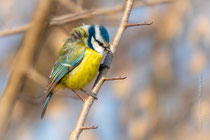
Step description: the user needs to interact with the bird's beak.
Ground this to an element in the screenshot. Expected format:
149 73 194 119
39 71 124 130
104 43 111 51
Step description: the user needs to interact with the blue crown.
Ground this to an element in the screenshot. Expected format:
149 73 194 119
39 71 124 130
99 25 109 43
87 25 109 50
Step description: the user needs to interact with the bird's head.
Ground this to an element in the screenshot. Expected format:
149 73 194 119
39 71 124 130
81 25 110 54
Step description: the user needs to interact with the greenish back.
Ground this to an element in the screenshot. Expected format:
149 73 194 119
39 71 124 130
45 27 88 93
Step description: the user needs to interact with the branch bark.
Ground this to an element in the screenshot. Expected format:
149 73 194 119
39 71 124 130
0 0 169 37
0 24 30 37
69 0 135 139
50 0 169 26
0 0 52 139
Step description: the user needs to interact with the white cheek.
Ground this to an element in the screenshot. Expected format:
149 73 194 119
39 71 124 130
91 37 104 54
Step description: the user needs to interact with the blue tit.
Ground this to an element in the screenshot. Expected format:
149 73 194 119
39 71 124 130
41 25 110 118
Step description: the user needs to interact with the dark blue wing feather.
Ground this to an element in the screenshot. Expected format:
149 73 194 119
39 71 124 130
41 91 53 119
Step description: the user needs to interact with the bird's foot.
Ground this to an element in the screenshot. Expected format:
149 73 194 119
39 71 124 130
80 89 98 100
99 64 109 71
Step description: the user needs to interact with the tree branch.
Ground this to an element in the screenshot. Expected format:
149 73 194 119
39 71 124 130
0 0 169 37
50 0 169 26
0 24 30 37
126 21 153 27
81 125 98 130
104 76 127 81
69 0 135 139
0 0 53 139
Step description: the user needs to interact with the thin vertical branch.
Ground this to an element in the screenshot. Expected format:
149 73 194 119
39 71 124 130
0 0 53 139
198 73 203 131
69 0 135 139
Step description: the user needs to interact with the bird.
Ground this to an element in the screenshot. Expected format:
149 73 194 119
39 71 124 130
41 25 110 119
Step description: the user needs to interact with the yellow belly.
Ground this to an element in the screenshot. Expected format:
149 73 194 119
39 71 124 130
60 48 103 90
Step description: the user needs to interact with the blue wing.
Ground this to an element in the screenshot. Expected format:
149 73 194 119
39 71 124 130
42 27 88 118
45 39 86 93
41 91 53 119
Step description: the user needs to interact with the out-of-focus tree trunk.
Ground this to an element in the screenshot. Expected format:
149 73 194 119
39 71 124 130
0 0 53 139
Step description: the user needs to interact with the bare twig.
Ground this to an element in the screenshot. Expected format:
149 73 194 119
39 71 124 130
0 0 53 139
81 125 98 130
69 0 135 139
126 21 153 27
0 24 30 37
50 0 169 26
0 0 169 37
104 76 127 81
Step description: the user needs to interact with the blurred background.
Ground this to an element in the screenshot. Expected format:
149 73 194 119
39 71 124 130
0 0 210 140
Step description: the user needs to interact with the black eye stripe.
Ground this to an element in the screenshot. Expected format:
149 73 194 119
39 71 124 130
95 39 104 47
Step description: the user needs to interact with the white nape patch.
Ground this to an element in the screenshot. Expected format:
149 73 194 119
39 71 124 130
91 36 105 55
94 25 106 44
95 25 101 41
81 25 90 32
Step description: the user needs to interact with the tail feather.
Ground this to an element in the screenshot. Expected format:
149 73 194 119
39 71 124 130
41 91 53 119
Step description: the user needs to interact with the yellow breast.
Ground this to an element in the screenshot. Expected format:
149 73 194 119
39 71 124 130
61 48 103 90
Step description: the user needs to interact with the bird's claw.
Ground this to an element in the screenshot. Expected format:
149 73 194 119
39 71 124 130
99 64 110 71
80 89 98 100
89 92 98 100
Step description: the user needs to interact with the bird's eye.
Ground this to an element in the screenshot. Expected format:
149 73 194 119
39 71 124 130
96 40 104 47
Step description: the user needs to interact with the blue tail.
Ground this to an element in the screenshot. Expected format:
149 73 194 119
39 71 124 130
41 91 53 119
